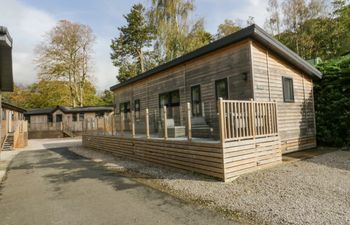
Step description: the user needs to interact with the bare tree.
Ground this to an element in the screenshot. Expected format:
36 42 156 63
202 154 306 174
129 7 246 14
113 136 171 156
265 0 282 35
35 20 95 107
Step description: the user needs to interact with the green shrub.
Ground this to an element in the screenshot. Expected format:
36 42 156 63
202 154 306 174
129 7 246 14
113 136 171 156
315 57 350 146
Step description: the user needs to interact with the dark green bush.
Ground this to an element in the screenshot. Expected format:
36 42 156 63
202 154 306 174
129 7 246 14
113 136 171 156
315 57 350 146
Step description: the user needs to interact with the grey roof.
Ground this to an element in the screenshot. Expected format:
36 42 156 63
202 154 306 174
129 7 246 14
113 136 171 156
2 101 26 113
24 107 53 115
58 106 114 113
24 105 114 116
110 24 322 91
0 26 14 92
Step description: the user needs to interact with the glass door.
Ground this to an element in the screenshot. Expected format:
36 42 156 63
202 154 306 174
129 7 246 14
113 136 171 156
191 85 202 117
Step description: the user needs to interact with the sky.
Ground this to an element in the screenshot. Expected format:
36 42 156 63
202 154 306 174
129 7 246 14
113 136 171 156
0 0 268 92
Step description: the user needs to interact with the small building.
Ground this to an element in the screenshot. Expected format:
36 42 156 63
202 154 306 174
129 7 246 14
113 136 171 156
82 24 322 181
1 102 28 150
25 105 114 138
0 27 27 150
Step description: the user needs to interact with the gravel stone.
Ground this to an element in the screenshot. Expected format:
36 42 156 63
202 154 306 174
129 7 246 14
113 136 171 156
69 146 350 225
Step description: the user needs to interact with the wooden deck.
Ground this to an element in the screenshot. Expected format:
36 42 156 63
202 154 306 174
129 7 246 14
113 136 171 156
82 99 283 182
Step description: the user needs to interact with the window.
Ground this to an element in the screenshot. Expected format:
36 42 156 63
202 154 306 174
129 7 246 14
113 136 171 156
134 99 140 120
191 85 202 117
95 112 104 117
215 78 228 100
56 114 63 122
79 113 84 121
120 101 131 113
25 115 30 123
159 90 180 118
72 113 77 122
282 77 294 102
159 90 180 108
48 114 53 123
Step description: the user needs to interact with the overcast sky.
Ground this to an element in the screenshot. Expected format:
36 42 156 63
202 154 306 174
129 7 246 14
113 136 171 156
0 0 268 92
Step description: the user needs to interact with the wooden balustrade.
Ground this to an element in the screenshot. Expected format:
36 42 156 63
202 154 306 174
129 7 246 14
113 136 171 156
219 98 278 142
82 99 278 143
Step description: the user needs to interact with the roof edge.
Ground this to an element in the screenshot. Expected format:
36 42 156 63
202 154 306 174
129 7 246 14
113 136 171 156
110 24 322 91
0 26 13 47
251 26 322 79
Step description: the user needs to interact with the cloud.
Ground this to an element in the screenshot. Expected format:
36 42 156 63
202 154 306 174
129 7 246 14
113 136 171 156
197 0 269 33
0 0 270 92
92 36 118 91
0 0 56 85
0 0 119 91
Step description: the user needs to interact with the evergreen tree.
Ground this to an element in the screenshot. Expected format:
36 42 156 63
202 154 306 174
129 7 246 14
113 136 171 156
111 4 154 82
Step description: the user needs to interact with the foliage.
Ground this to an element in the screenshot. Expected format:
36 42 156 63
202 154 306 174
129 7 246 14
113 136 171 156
314 56 350 146
98 90 114 106
266 0 350 60
216 19 241 39
36 20 96 107
111 4 155 82
148 0 211 62
4 80 100 109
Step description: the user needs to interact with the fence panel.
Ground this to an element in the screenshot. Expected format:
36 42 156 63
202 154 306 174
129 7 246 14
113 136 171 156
221 99 278 142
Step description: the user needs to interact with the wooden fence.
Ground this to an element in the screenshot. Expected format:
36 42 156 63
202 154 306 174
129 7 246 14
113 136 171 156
13 120 28 148
218 98 278 143
83 99 278 144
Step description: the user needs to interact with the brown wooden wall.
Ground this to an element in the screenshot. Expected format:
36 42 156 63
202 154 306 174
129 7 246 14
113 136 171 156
250 41 316 153
223 136 281 181
82 134 283 181
113 40 254 134
83 134 225 179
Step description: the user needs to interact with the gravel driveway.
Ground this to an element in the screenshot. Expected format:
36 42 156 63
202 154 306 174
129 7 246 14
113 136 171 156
70 145 350 225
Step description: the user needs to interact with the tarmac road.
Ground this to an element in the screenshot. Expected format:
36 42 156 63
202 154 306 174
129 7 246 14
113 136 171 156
0 146 241 225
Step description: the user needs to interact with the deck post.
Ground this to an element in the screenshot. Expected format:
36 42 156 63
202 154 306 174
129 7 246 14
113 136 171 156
103 117 106 136
273 100 278 134
131 110 135 138
218 98 225 145
251 99 256 139
120 113 124 137
111 115 114 136
187 102 192 141
201 102 205 117
145 108 150 139
163 106 167 140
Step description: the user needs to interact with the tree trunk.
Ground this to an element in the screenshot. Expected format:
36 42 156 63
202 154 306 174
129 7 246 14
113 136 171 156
139 49 145 72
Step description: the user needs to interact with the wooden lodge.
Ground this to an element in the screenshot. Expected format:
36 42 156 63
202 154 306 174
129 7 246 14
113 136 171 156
82 24 322 182
25 105 113 138
1 102 28 150
0 26 28 151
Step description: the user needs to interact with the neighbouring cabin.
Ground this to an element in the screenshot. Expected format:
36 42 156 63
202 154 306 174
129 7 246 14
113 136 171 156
0 27 28 151
1 102 28 150
24 105 114 139
82 24 322 181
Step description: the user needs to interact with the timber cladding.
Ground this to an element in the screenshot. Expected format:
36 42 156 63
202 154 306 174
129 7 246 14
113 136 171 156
251 41 316 153
82 134 282 181
113 39 253 133
223 136 281 181
82 134 225 179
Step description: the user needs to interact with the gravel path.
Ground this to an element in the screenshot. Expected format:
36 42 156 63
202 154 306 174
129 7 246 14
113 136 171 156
70 146 350 225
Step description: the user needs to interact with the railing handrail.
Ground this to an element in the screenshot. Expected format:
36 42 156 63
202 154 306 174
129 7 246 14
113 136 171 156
218 98 278 143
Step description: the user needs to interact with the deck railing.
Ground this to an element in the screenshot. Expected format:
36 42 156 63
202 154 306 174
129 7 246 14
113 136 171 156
28 121 84 132
218 98 278 143
83 99 278 144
